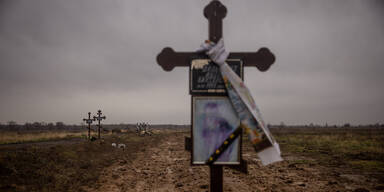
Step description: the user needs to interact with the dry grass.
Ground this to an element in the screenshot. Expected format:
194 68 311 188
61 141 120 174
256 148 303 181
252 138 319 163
277 132 383 154
274 128 384 172
0 131 88 144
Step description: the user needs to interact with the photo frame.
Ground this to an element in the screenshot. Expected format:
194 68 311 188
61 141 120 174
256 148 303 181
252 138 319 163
192 96 241 165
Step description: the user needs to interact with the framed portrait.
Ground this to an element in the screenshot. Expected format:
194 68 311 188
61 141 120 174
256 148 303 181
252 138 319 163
192 96 241 165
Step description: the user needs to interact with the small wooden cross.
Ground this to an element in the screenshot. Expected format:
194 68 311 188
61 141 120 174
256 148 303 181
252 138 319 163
83 112 93 140
93 110 106 139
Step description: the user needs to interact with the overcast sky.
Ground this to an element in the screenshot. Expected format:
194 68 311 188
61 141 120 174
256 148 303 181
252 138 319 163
0 0 383 125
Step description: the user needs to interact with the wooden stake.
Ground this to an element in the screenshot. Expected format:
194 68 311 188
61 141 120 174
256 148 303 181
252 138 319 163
210 165 223 192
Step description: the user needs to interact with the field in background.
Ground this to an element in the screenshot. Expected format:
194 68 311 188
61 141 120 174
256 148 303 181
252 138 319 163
0 124 189 145
273 128 384 174
0 131 88 145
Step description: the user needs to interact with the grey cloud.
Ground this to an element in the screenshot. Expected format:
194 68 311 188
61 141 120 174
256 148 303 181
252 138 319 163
0 0 383 125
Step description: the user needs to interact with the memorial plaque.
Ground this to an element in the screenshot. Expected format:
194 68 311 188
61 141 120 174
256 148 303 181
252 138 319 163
190 59 243 96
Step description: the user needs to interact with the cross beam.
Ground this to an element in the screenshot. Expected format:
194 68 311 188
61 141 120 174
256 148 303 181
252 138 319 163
156 0 275 72
93 110 106 139
83 112 93 140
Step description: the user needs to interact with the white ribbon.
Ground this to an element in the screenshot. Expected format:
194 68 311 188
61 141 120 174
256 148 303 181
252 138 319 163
197 39 282 165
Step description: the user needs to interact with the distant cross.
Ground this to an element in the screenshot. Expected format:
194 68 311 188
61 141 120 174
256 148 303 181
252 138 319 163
93 110 106 139
156 1 276 192
83 112 93 140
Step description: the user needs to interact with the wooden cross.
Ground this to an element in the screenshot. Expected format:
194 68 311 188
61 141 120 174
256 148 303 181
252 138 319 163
157 1 275 71
156 1 275 192
93 110 106 139
83 112 93 140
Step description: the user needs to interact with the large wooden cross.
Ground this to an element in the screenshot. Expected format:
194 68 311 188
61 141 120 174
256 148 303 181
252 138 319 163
156 1 275 192
93 110 106 139
83 112 93 140
157 1 275 72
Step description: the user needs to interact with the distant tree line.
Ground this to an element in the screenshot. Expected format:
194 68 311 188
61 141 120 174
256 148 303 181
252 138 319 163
0 121 83 132
271 122 384 129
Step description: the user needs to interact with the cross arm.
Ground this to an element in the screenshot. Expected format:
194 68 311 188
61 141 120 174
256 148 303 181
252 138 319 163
156 47 199 71
93 116 106 120
229 48 275 71
156 47 275 72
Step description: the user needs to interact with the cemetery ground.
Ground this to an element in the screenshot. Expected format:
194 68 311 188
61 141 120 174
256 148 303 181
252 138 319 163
0 127 383 192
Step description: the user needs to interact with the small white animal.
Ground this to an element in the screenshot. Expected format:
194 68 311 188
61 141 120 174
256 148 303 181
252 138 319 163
112 143 117 147
118 143 126 149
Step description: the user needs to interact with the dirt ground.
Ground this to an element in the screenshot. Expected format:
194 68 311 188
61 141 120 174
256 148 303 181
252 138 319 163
82 131 384 192
0 132 162 192
0 128 382 192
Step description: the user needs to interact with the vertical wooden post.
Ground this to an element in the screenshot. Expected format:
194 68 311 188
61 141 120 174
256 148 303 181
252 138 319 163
206 2 225 191
185 136 192 151
98 122 100 139
210 165 223 192
88 122 91 139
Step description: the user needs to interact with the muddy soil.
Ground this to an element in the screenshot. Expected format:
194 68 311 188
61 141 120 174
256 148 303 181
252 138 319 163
0 132 162 192
83 132 383 192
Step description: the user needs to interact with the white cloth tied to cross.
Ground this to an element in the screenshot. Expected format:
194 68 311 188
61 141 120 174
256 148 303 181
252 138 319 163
197 39 282 165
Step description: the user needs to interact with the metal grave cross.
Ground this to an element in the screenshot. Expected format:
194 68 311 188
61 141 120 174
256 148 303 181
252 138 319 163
93 110 106 139
156 1 275 192
83 112 94 140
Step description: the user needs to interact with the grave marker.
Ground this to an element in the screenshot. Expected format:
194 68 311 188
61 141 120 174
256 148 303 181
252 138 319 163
83 112 94 140
93 110 106 139
156 1 275 191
